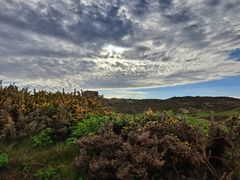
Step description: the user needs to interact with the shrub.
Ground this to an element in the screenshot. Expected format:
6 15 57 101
0 83 110 140
67 115 112 144
32 128 54 147
36 167 57 180
74 113 240 179
225 115 240 129
0 153 9 168
74 115 210 179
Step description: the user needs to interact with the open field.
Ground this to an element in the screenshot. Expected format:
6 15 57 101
1 84 240 179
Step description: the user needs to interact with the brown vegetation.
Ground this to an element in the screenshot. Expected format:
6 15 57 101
74 113 240 179
0 82 109 141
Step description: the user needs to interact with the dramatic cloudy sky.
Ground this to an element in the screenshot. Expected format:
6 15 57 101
0 0 240 98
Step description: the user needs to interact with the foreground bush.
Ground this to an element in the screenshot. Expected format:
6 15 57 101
0 82 110 141
74 114 203 179
74 113 240 179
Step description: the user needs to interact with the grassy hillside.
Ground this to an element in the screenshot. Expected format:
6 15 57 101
105 96 240 113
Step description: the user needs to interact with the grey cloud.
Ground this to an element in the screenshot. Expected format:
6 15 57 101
164 8 192 24
0 0 240 90
207 0 221 6
69 5 132 43
0 3 66 38
0 0 132 48
158 0 173 9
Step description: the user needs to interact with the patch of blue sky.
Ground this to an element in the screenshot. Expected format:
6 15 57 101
229 48 240 61
100 76 240 99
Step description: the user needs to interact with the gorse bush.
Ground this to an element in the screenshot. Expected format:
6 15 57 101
0 153 9 168
0 82 110 140
32 128 54 148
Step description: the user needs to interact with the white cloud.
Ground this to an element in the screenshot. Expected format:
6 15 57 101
0 0 240 91
102 90 147 99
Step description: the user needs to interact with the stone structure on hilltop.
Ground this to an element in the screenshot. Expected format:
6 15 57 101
82 91 99 97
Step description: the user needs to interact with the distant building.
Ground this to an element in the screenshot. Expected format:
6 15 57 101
82 91 99 97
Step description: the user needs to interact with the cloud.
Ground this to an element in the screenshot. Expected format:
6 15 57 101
0 0 240 91
101 89 147 99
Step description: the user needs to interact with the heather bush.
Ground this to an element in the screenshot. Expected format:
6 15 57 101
74 114 208 179
202 120 240 179
74 112 240 179
223 115 240 178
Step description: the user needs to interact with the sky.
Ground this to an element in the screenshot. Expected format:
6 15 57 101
100 75 240 99
0 0 240 99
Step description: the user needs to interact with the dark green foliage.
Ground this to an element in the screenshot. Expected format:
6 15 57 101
0 153 9 168
67 115 112 144
36 167 57 180
32 128 54 148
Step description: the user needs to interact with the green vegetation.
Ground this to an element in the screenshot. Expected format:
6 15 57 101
187 107 240 121
32 128 54 148
0 153 9 168
67 115 112 144
0 139 79 179
0 83 240 179
186 116 210 135
36 167 57 180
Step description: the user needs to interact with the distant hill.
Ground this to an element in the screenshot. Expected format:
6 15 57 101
104 96 240 113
